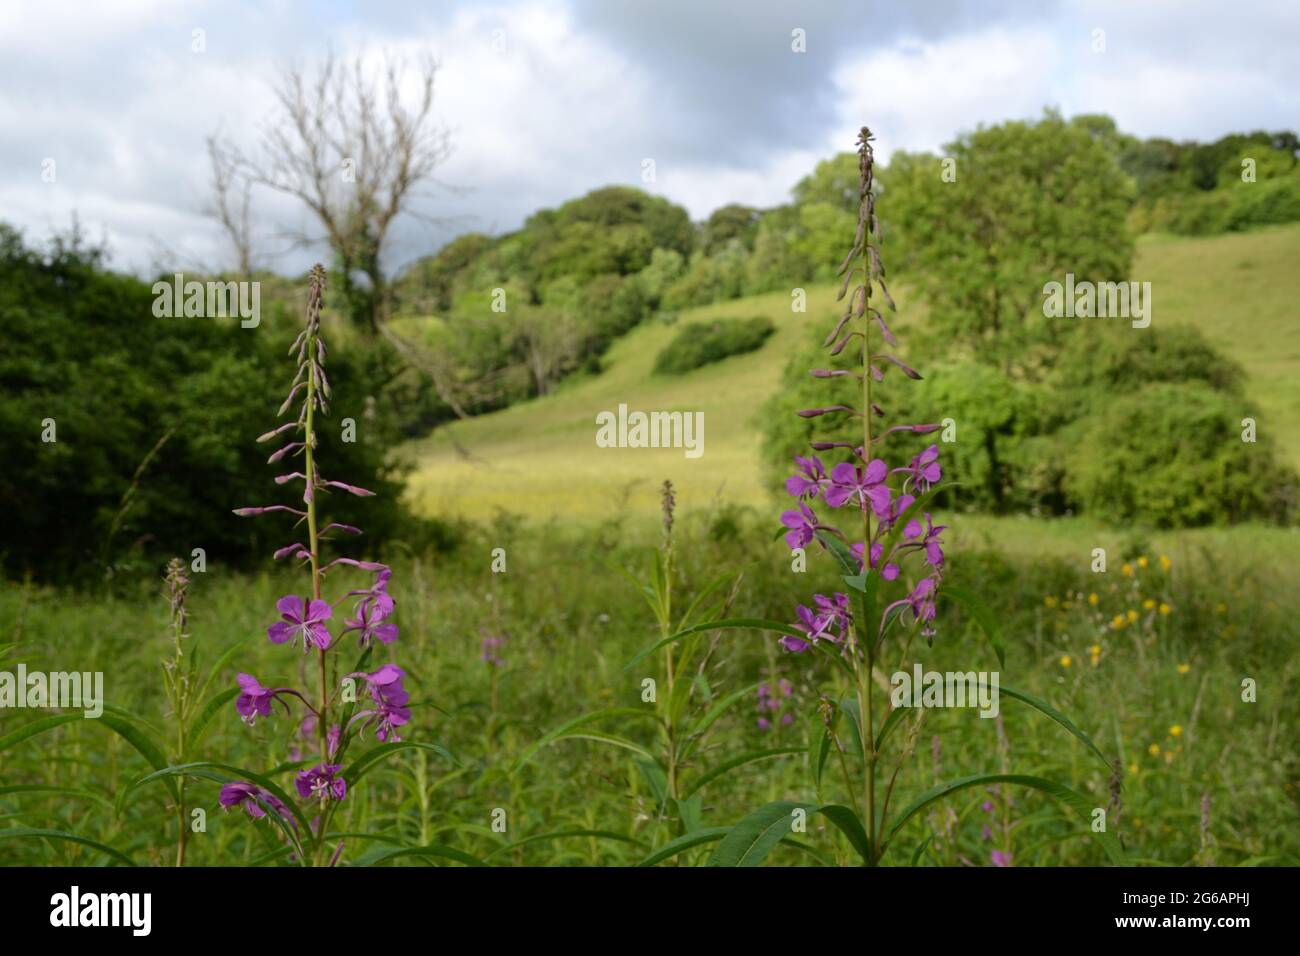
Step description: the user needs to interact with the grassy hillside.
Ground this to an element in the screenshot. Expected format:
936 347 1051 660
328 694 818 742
400 223 1300 533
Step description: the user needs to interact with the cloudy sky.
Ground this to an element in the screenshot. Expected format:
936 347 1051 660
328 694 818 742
3 0 1297 276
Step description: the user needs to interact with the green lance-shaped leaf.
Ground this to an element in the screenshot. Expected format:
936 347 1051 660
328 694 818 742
678 681 760 761
0 706 179 803
881 772 1125 865
0 827 137 867
637 827 730 866
511 708 661 774
343 741 456 788
996 683 1111 771
708 800 872 866
680 747 805 799
873 702 910 752
191 640 245 705
357 843 488 867
186 686 240 753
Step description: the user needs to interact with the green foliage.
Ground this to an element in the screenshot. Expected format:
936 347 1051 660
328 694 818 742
883 110 1136 370
1064 382 1295 527
0 225 429 584
759 318 1296 526
653 316 775 375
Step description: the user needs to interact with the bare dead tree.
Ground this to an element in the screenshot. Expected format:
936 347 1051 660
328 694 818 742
205 134 255 277
219 51 451 333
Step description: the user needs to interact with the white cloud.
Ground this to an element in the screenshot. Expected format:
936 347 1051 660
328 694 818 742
0 0 1296 276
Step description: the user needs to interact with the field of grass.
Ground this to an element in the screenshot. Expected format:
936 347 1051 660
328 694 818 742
3 513 1297 867
402 223 1300 519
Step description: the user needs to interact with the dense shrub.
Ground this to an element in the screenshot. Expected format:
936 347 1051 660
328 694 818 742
653 316 774 375
1063 382 1295 526
0 225 431 584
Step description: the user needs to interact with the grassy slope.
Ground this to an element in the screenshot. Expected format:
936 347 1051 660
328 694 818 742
401 223 1300 552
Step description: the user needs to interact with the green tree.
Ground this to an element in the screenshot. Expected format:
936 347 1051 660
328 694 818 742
884 110 1135 373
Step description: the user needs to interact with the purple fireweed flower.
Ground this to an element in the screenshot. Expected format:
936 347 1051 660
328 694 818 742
235 673 286 725
813 592 851 639
219 781 294 824
917 513 947 568
852 541 900 581
780 605 818 653
348 664 412 743
785 455 828 500
342 597 398 647
481 634 506 666
780 503 822 550
904 576 940 636
881 493 916 532
267 595 333 652
295 763 346 803
991 850 1012 867
782 593 851 653
756 679 797 728
824 459 892 516
895 444 941 493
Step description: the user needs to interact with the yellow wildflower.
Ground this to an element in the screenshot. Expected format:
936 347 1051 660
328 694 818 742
1044 595 1058 608
1158 602 1171 616
1159 555 1171 571
1121 563 1134 577
1169 725 1183 737
1088 593 1099 606
1143 598 1156 611
1111 614 1126 629
1126 609 1138 623
1128 762 1139 776
1147 743 1160 756
1059 655 1072 668
1176 663 1190 675
1138 556 1149 569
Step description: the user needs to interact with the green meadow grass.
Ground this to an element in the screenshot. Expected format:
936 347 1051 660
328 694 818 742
2 514 1296 866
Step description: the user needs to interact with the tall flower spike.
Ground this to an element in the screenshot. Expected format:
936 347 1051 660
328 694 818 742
224 264 415 866
780 124 947 657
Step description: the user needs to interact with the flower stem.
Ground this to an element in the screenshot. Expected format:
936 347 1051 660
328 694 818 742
303 310 328 864
860 138 878 863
